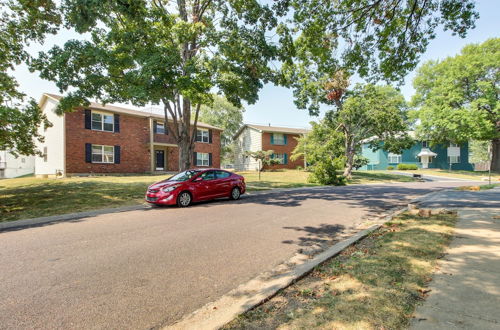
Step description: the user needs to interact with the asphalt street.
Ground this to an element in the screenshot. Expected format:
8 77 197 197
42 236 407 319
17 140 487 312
0 180 483 329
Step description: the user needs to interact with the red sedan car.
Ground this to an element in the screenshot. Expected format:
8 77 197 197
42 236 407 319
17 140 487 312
145 169 246 207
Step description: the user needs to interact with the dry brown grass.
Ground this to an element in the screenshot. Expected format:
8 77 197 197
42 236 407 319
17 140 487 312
224 212 457 330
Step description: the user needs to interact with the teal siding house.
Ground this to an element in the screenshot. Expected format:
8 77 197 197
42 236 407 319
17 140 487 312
359 141 473 171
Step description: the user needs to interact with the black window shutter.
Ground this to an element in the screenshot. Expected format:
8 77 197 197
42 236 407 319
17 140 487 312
85 143 92 163
164 122 168 135
209 153 213 166
153 120 157 134
114 114 120 133
208 129 213 143
114 145 121 164
84 109 91 129
193 152 197 166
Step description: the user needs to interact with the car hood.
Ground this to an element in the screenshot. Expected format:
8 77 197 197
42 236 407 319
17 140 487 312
148 180 183 190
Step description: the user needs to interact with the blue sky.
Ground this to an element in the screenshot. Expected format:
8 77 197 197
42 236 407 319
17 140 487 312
11 0 500 128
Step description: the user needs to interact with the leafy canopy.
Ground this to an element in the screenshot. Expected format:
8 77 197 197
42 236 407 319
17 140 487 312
412 38 499 144
274 0 478 115
293 84 412 181
0 0 60 155
32 0 279 113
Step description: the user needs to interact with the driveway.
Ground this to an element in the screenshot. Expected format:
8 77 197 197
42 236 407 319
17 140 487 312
0 181 480 329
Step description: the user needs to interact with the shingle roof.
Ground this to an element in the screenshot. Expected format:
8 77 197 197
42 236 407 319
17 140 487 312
245 124 310 135
42 93 223 131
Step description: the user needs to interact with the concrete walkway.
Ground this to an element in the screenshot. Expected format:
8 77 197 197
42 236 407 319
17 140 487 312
411 189 500 329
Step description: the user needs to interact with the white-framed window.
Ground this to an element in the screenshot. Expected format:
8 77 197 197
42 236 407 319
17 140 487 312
196 152 209 166
155 121 166 134
448 155 460 164
273 153 285 164
196 129 209 143
388 153 402 163
92 145 114 163
272 133 286 145
43 146 48 162
91 111 114 132
422 141 429 148
449 143 459 148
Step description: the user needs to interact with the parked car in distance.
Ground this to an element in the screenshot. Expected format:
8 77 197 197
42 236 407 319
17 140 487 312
145 169 246 207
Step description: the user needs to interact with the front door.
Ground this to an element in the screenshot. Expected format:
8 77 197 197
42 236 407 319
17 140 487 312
155 150 165 171
421 155 429 169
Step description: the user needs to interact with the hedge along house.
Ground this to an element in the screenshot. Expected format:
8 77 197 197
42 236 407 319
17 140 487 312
35 93 222 177
359 139 473 171
233 124 310 171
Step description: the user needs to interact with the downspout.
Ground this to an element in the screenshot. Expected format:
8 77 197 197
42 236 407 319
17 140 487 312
149 117 154 173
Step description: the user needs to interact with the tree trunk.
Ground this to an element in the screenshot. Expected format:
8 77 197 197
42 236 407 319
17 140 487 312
178 137 194 171
491 138 500 173
343 149 355 178
342 136 355 178
177 98 194 171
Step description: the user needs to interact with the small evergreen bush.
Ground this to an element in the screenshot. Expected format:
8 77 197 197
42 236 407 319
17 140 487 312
397 163 418 170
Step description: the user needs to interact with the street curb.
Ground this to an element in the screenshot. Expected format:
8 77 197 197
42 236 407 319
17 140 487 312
166 225 382 330
166 206 410 330
0 204 151 231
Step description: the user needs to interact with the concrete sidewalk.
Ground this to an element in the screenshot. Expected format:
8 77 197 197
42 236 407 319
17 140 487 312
411 189 500 329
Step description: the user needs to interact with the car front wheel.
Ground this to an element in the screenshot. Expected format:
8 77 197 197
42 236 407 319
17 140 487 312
177 191 192 207
230 187 241 200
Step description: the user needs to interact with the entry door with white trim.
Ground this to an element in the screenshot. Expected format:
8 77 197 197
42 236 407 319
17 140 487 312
155 150 165 170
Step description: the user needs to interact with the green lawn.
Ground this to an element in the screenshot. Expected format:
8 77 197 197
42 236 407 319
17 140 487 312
0 170 416 223
239 170 416 190
224 212 457 330
0 175 166 222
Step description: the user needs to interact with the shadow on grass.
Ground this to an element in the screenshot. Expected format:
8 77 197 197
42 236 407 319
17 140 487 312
224 213 458 330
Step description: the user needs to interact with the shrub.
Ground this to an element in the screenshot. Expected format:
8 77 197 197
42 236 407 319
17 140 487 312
387 166 395 170
296 166 303 171
397 163 418 170
308 161 346 186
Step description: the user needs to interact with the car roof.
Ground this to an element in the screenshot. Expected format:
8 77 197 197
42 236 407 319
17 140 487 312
192 168 231 172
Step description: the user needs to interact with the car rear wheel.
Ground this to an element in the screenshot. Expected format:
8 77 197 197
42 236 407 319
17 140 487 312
177 191 192 207
230 187 241 200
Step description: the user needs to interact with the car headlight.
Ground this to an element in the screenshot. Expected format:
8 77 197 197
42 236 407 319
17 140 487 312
162 185 179 193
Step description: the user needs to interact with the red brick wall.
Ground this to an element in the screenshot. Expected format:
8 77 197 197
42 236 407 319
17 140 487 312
261 132 304 169
65 109 222 174
193 128 221 169
65 109 150 174
153 121 179 145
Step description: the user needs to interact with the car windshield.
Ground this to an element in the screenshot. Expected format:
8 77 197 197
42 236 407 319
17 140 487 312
167 170 201 182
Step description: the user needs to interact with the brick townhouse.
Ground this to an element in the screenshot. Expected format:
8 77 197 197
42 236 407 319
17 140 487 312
35 93 222 177
233 124 310 171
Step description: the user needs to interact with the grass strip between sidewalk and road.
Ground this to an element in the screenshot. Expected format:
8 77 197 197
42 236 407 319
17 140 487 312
224 212 457 330
0 170 416 223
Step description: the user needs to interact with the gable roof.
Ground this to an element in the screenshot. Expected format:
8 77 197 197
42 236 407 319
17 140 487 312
234 124 310 139
40 93 223 131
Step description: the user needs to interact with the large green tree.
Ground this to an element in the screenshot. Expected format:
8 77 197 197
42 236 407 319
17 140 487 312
0 0 60 155
27 0 477 170
33 0 278 170
275 0 479 115
198 95 244 164
293 84 412 180
412 38 500 171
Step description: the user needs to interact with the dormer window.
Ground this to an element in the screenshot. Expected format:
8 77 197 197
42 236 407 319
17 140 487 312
91 111 114 132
